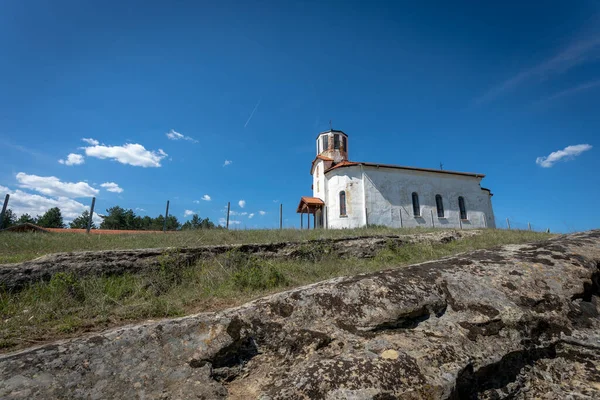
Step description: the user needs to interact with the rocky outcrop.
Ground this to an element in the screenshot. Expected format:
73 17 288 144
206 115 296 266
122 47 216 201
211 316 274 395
1 230 599 399
0 230 478 291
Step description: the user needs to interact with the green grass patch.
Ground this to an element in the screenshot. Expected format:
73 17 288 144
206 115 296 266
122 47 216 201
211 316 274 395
0 229 551 352
0 227 444 264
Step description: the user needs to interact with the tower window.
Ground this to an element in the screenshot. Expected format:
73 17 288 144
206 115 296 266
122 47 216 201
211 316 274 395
334 134 340 150
412 192 420 216
339 191 347 216
435 195 444 218
458 196 467 220
322 135 329 151
341 136 347 152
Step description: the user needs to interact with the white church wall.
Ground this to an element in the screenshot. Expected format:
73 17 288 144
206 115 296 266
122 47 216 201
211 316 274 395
362 166 494 229
312 161 327 201
324 168 364 229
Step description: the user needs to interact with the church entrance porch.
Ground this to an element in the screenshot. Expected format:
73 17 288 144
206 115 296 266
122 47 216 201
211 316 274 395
296 196 325 229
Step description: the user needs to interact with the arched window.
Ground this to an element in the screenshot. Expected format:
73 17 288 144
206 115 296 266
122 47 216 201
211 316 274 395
435 194 444 218
341 136 347 152
322 135 329 151
339 191 347 216
412 192 420 217
334 134 340 149
458 196 467 220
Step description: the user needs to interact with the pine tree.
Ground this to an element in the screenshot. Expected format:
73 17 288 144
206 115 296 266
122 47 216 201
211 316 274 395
37 207 65 228
70 210 95 229
16 213 37 225
0 208 16 229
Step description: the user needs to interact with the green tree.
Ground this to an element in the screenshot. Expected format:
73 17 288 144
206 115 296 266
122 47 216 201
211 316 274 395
153 214 181 231
0 208 16 229
37 207 65 228
69 210 95 229
99 206 127 230
181 214 216 230
16 213 37 225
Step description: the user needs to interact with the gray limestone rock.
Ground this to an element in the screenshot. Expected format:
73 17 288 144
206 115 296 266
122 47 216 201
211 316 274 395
1 230 599 399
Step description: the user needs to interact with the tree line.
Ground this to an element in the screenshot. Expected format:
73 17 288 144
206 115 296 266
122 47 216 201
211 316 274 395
0 206 218 231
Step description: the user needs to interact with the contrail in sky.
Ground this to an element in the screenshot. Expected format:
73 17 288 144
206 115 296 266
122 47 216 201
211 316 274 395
244 98 261 128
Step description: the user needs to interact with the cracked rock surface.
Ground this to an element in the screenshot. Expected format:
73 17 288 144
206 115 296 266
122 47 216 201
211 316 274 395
1 230 599 399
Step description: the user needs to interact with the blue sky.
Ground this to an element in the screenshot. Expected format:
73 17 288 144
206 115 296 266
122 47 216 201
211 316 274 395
1 0 598 232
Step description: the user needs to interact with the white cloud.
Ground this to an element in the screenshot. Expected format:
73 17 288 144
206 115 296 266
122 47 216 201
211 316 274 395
83 141 168 167
193 200 200 204
82 138 99 146
273 199 279 203
165 129 198 143
259 210 266 216
248 213 255 219
218 217 241 226
202 194 211 201
238 200 246 208
58 153 85 166
536 144 592 168
0 185 101 225
475 35 600 105
16 172 98 198
240 212 248 216
223 160 232 167
100 182 124 193
135 207 146 212
184 209 195 217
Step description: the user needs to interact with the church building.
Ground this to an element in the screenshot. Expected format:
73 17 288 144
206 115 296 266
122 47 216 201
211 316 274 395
297 129 496 229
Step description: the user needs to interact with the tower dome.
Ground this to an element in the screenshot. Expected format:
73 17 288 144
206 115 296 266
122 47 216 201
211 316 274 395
316 129 348 163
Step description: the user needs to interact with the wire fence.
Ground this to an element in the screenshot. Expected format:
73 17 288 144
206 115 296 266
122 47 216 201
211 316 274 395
495 216 552 233
1 191 557 233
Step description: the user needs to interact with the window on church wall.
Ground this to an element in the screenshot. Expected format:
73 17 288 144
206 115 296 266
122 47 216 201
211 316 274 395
341 136 347 152
334 134 340 150
435 195 444 218
339 191 347 216
458 197 467 220
322 135 329 152
412 192 420 217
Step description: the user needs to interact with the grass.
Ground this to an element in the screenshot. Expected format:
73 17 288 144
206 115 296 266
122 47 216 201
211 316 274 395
0 227 444 264
0 228 551 352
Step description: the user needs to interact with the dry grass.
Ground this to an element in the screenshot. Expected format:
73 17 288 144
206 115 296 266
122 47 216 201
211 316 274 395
0 228 551 353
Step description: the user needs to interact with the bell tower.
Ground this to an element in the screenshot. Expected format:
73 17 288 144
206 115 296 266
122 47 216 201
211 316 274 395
316 129 348 163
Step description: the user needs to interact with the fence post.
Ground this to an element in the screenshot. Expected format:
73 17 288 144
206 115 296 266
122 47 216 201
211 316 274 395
365 208 369 228
399 208 403 228
300 212 303 229
163 200 170 232
506 218 511 230
226 202 230 230
431 209 435 228
87 197 96 233
459 212 463 230
279 204 282 230
325 206 328 229
528 222 531 231
0 194 9 229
